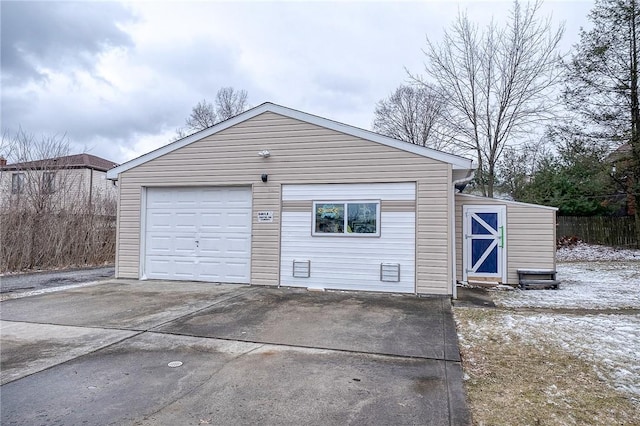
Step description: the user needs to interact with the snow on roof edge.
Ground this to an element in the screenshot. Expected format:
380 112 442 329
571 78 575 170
456 193 559 211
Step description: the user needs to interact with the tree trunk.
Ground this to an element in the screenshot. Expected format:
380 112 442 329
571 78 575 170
635 209 640 248
631 0 639 247
487 161 495 198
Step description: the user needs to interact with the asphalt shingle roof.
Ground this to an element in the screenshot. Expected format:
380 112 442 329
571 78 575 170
0 153 118 172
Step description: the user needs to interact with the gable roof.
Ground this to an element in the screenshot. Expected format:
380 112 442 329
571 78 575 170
1 153 118 172
107 102 474 180
608 143 631 163
456 193 559 211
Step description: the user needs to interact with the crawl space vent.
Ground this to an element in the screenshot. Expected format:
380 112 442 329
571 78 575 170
293 260 311 278
380 263 400 282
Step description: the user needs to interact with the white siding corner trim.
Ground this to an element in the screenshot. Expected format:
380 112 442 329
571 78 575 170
280 183 416 293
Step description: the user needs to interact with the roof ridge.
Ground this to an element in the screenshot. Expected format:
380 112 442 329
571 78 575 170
107 102 474 179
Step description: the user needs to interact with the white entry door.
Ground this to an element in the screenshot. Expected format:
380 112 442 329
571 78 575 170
463 205 507 283
144 187 252 283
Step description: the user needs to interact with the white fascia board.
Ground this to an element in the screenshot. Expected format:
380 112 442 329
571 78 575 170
106 102 474 180
106 104 274 179
456 193 559 211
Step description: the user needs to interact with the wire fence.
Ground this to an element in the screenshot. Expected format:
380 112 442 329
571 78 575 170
557 216 638 248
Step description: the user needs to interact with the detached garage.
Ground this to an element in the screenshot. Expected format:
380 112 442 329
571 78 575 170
107 102 557 296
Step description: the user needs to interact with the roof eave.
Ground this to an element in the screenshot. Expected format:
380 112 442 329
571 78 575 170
106 102 475 179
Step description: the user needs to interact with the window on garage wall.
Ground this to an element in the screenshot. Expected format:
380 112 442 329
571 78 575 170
313 201 380 236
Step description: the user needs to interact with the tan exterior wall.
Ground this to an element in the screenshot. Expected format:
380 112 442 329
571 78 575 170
0 167 116 211
116 111 453 294
455 194 557 285
88 169 118 204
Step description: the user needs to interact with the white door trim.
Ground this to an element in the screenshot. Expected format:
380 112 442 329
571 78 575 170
462 204 507 283
139 186 148 280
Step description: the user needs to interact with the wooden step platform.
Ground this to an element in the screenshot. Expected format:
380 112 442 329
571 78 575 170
518 269 561 290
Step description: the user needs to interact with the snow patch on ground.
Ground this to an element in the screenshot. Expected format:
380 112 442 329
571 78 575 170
501 313 640 403
0 280 103 301
557 242 640 262
484 245 640 405
494 261 640 309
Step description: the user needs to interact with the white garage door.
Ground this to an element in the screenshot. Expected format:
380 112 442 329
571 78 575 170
144 187 252 283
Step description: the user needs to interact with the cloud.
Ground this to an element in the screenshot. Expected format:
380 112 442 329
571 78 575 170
0 1 591 165
0 1 134 85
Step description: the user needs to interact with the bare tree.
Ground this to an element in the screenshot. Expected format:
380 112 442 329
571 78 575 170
0 129 117 272
215 87 249 121
1 129 72 213
372 84 454 152
413 0 564 197
1 129 17 162
175 87 249 139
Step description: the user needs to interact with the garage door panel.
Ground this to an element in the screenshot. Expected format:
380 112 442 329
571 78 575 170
144 187 252 284
225 237 251 255
146 233 197 256
147 236 172 254
147 212 173 229
226 212 252 228
173 259 197 278
198 259 249 282
223 189 253 205
198 236 249 256
200 199 224 208
222 261 251 281
174 236 196 254
174 189 199 205
175 212 198 229
199 212 223 231
198 237 223 256
147 192 174 208
198 260 223 280
144 257 172 278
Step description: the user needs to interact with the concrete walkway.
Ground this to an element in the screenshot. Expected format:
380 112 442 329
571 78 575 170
0 280 470 425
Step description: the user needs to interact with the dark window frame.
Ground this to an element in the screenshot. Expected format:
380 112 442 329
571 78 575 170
11 173 25 194
312 200 381 237
42 171 56 194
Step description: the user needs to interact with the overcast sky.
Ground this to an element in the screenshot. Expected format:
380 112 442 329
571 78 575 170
1 0 593 164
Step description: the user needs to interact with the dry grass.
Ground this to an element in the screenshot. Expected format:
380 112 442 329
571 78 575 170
454 307 640 426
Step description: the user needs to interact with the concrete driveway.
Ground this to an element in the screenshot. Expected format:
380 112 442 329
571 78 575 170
0 280 469 425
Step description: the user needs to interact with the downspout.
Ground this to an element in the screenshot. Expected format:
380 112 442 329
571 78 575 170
451 169 475 299
106 171 119 278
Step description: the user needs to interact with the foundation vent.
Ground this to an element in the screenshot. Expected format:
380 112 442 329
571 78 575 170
380 263 400 282
293 260 311 278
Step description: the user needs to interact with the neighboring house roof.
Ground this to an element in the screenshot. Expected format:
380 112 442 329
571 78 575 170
1 153 118 172
608 143 632 163
107 102 475 180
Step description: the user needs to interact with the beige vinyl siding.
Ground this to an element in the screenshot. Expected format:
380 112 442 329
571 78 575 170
455 194 557 285
116 112 453 293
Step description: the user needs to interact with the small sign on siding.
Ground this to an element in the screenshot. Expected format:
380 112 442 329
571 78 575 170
257 211 274 223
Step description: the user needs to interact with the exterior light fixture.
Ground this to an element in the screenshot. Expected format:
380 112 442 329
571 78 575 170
261 174 268 183
258 150 270 158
